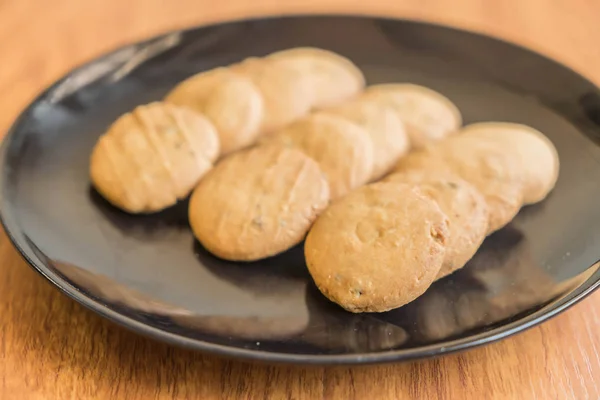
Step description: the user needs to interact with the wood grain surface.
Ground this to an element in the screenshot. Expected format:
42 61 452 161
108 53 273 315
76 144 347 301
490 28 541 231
1 1 599 399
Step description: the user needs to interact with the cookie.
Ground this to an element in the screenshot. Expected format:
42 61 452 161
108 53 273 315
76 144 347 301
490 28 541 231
324 97 409 180
164 67 227 104
164 68 264 155
459 122 559 204
394 137 525 234
231 57 314 135
90 102 219 213
305 182 449 313
363 83 462 149
385 170 489 279
267 113 374 200
188 144 330 261
267 47 365 108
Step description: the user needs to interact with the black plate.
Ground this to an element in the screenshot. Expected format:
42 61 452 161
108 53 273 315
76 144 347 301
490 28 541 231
2 15 600 365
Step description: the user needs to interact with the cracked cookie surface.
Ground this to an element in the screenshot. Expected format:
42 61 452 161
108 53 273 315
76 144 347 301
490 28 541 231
90 101 219 213
189 144 330 261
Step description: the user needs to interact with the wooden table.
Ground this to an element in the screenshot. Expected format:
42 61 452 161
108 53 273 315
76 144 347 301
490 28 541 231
1 1 599 398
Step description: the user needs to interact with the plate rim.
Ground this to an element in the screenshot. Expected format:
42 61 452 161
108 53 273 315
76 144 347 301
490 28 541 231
2 13 600 365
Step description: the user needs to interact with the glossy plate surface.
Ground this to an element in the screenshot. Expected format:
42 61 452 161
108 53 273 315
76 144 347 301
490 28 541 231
2 15 600 365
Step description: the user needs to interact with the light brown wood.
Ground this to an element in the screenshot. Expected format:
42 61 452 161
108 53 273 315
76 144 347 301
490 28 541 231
1 1 599 398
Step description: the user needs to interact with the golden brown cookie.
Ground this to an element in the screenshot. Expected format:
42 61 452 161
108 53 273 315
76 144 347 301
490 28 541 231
363 83 462 149
90 102 219 213
267 47 365 108
164 67 227 104
267 113 374 200
324 97 409 181
394 137 525 234
384 170 489 279
164 68 264 155
188 144 330 261
231 57 314 135
459 122 559 204
305 182 449 313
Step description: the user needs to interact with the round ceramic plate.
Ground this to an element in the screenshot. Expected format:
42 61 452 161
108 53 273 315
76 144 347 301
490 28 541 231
2 15 600 365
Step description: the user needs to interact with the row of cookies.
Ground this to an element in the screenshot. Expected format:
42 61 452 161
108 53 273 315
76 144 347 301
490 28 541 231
305 122 559 313
90 47 366 213
187 83 463 260
166 48 366 154
265 83 463 193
